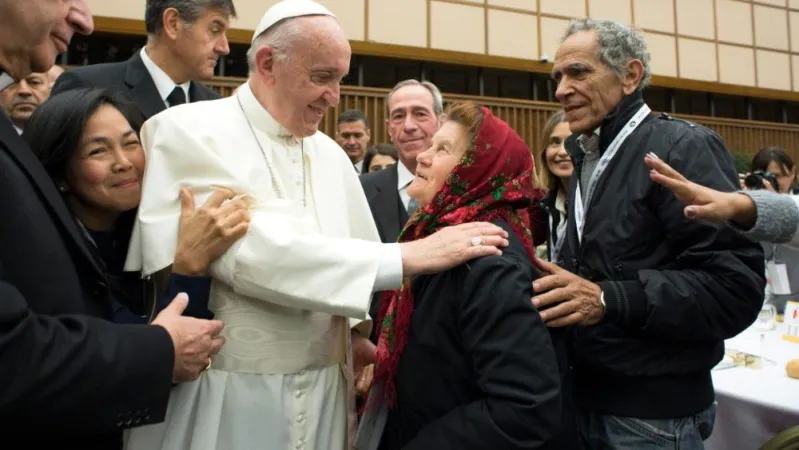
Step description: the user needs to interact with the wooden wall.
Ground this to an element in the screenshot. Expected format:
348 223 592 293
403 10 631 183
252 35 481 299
208 77 799 161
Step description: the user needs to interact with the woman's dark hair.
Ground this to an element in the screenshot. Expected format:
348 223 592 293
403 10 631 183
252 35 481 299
363 143 399 173
750 147 796 177
23 87 146 241
24 87 145 184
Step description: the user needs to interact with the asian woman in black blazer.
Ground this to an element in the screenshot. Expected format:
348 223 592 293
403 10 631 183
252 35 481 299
25 87 250 323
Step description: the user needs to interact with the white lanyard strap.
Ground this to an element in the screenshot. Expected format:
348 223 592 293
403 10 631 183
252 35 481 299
574 104 651 244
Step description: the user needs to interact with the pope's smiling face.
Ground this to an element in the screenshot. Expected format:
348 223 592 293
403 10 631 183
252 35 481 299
260 16 351 138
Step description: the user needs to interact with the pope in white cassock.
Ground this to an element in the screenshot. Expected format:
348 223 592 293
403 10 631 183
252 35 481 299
122 1 510 449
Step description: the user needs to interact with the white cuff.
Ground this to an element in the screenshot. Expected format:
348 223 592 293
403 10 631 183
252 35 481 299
373 243 403 292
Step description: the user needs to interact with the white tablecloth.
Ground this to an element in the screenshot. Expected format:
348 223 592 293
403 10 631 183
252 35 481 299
707 325 799 449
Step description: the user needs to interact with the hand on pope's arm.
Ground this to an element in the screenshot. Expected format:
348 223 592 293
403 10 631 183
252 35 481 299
172 188 250 276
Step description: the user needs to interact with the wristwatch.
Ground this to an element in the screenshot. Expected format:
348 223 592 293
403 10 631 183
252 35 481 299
599 290 606 311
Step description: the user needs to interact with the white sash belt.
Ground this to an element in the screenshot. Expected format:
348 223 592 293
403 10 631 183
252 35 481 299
209 282 347 375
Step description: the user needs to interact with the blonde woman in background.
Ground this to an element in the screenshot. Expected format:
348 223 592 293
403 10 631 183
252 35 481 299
534 111 573 263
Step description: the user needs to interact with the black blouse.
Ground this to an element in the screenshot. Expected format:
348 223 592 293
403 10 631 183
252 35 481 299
87 228 213 323
378 220 569 450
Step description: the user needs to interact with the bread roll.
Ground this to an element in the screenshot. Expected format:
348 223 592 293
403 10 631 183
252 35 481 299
786 359 799 379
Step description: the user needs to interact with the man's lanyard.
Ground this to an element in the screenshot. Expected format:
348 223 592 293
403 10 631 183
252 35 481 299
574 104 651 244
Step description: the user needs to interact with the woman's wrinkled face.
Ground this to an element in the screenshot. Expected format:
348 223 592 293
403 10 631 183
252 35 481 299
407 120 469 207
545 121 573 182
64 104 145 228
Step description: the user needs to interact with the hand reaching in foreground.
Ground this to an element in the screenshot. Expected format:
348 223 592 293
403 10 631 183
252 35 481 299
645 153 757 228
152 293 226 382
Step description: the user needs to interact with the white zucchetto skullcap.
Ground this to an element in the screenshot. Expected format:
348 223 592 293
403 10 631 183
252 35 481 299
252 0 336 43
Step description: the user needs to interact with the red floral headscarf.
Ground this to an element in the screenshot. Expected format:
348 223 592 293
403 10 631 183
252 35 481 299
372 105 539 408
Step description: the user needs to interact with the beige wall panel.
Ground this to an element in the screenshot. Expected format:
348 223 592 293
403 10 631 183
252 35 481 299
643 32 677 76
790 12 799 52
675 0 714 40
633 0 675 33
716 0 753 46
587 0 632 24
754 5 789 51
678 38 717 81
315 0 365 40
756 50 792 90
718 45 756 86
368 0 427 47
541 17 571 60
487 10 539 59
430 1 485 54
757 0 786 6
488 0 536 11
540 0 586 18
793 55 799 92
86 0 145 21
791 0 799 9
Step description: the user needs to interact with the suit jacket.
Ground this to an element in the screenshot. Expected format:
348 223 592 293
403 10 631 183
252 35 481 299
359 164 409 341
51 52 220 119
0 109 174 448
377 219 570 450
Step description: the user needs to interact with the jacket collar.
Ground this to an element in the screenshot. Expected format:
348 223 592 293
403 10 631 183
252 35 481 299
564 89 645 164
597 89 645 153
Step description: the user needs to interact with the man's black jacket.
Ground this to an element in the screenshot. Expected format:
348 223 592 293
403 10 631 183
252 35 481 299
557 90 765 419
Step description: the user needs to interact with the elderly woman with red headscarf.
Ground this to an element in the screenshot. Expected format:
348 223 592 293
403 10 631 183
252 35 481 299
355 101 564 450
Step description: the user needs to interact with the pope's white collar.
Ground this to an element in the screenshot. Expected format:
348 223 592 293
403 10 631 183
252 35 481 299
237 81 296 140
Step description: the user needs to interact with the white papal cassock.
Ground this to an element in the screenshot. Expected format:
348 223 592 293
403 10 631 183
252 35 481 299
122 81 402 450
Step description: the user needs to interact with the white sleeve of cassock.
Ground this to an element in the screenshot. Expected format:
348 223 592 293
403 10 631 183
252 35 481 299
125 111 402 322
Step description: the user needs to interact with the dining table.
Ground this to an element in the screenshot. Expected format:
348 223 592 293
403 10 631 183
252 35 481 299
706 323 799 449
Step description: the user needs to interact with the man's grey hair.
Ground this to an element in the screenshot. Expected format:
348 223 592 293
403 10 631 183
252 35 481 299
385 79 444 116
145 0 237 35
246 17 320 73
562 18 652 89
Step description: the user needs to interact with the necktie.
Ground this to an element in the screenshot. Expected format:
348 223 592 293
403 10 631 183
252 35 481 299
407 197 419 216
167 86 186 107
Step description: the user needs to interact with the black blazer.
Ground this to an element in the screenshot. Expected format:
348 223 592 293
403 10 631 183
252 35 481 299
359 163 409 341
378 219 570 450
0 109 174 447
52 51 220 119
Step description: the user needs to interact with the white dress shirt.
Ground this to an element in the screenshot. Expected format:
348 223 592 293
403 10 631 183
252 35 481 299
139 47 190 107
0 72 22 133
396 160 415 211
354 159 364 174
0 72 13 91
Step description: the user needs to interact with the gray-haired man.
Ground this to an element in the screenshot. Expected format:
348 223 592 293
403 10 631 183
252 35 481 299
531 18 765 449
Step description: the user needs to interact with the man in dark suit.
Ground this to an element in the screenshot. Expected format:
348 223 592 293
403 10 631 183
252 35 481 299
52 0 236 118
0 0 225 447
360 79 445 340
